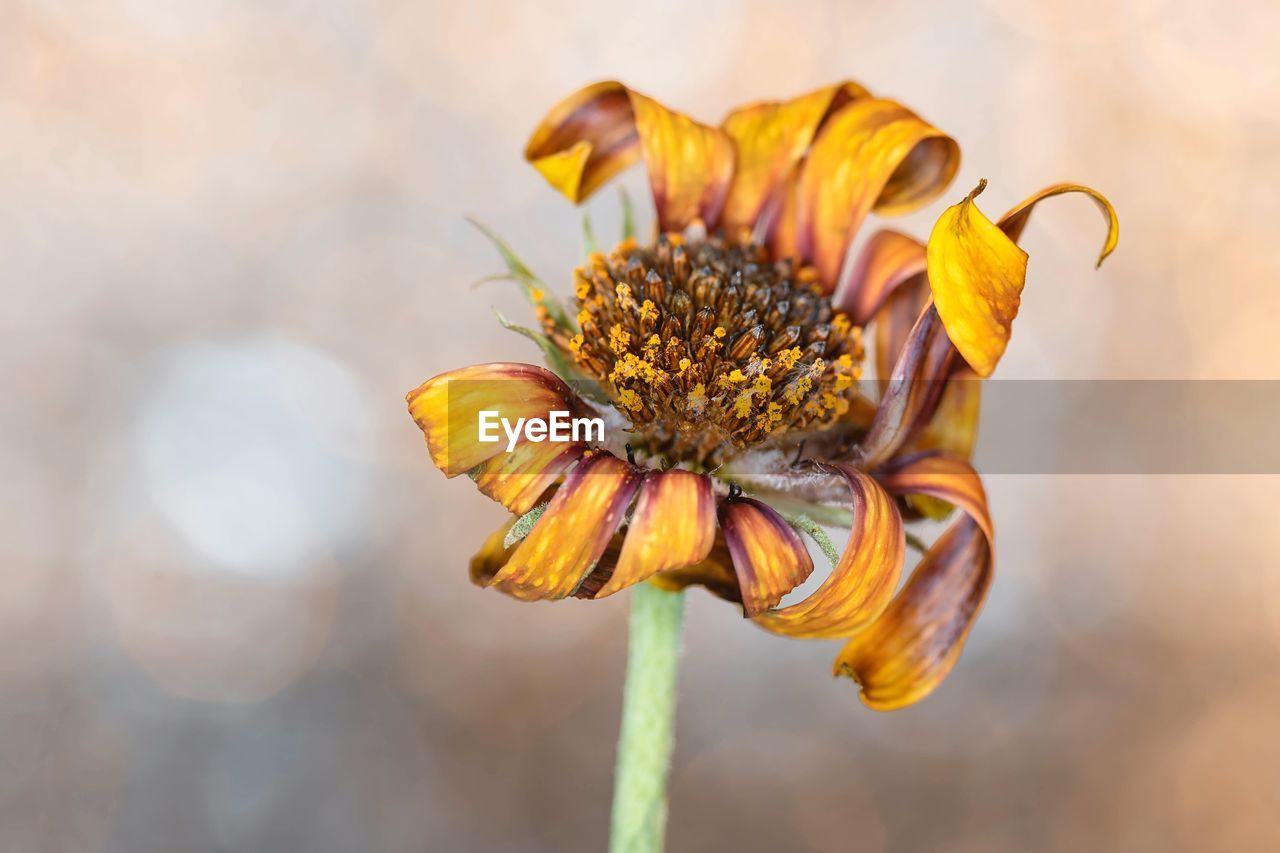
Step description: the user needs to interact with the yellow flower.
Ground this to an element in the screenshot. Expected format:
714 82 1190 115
408 80 1118 710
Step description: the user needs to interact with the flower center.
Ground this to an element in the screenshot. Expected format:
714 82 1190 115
558 231 863 467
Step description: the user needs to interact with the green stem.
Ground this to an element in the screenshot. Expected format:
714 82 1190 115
609 582 686 853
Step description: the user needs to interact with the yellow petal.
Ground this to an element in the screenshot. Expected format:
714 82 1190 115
837 228 927 327
927 180 1120 377
470 441 584 515
754 465 905 638
524 81 640 203
719 81 868 231
628 90 735 231
596 469 716 598
790 98 959 290
999 183 1120 268
834 452 993 710
720 497 815 617
406 362 587 478
488 453 642 600
926 181 1027 378
525 82 735 231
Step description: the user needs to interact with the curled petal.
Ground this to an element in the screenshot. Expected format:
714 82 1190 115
469 517 516 588
649 534 743 603
630 90 736 230
836 229 927 327
926 181 1027 378
872 274 930 395
999 183 1120 268
928 180 1120 377
406 362 586 477
860 305 960 468
470 442 584 515
766 169 802 261
865 285 982 479
524 81 640 203
911 371 981 463
786 98 959 290
754 466 905 638
875 452 992 541
720 497 814 617
597 469 716 598
719 81 868 231
488 453 642 600
835 452 994 710
525 82 734 231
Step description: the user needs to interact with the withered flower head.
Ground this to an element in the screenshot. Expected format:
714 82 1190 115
407 80 1118 710
564 232 863 466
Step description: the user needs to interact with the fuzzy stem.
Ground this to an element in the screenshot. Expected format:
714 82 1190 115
609 582 686 853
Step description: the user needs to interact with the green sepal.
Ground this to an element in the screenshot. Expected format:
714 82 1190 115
504 502 549 549
619 188 635 241
469 218 573 331
785 514 842 567
492 310 611 404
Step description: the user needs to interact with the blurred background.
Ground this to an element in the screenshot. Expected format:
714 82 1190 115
4 1 1279 850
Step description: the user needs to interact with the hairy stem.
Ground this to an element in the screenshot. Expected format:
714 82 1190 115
609 582 686 853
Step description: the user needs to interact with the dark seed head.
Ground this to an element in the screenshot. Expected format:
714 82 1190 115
556 230 864 466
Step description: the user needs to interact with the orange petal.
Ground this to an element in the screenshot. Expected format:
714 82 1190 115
470 442 585 515
834 452 993 710
875 452 992 541
837 229 927 328
470 518 516 588
525 82 735 231
754 466 905 638
628 90 735 231
488 453 642 600
406 362 586 478
766 168 802 261
649 534 743 603
720 497 814 617
789 98 959 290
719 81 868 231
596 469 716 598
524 81 640 203
927 181 1119 377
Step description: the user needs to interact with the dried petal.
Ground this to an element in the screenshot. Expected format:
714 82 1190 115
754 466 904 638
487 453 641 600
784 98 959 290
406 362 587 477
719 81 868 230
835 452 993 710
836 228 927 327
720 497 815 617
597 469 716 598
470 442 584 515
525 81 734 231
927 181 1119 377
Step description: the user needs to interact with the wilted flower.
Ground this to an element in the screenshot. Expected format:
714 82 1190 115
407 80 1117 709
